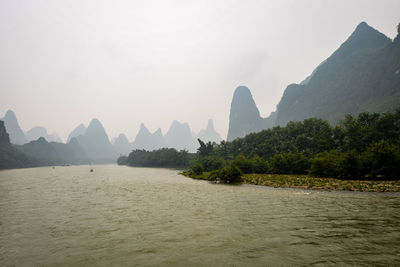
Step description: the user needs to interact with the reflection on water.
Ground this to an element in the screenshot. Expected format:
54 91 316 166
0 165 399 266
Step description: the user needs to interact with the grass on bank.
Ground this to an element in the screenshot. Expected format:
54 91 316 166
181 171 400 192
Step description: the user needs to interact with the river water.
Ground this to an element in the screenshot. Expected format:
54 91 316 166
0 165 399 266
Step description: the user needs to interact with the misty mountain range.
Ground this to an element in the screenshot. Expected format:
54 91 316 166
227 21 400 140
1 21 399 167
0 109 222 163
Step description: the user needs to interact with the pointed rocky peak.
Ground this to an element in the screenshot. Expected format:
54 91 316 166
4 110 17 121
114 133 130 146
1 110 28 145
206 119 215 131
355 21 369 31
139 123 151 134
231 86 261 117
86 119 109 139
350 21 387 39
78 118 115 159
67 123 86 143
133 124 166 151
166 121 193 137
133 123 155 150
165 120 196 152
336 21 391 57
153 128 163 137
198 119 222 143
88 118 103 130
170 120 181 129
113 133 132 155
227 86 263 141
36 137 48 143
83 118 111 144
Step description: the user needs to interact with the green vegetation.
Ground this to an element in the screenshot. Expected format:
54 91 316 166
0 143 41 169
0 120 41 169
122 148 193 168
184 110 400 186
242 174 400 192
275 22 400 127
117 155 128 165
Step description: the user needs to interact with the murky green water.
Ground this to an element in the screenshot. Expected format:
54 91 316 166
0 165 399 266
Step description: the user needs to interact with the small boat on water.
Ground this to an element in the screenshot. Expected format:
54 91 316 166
90 168 94 172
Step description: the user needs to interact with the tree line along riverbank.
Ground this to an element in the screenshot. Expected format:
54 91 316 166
118 109 400 191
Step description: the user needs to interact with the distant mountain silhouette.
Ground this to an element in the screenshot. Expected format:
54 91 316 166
152 128 166 149
274 21 400 126
75 119 117 161
67 123 86 143
1 110 28 145
198 119 222 143
113 133 132 155
165 120 197 152
0 120 40 169
17 137 89 165
133 123 166 151
26 126 62 143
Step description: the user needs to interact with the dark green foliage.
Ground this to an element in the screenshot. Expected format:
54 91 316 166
250 155 269 173
189 161 204 175
0 143 41 169
126 148 192 168
197 139 214 157
217 118 335 160
309 151 341 177
117 155 128 165
362 140 400 178
232 154 253 173
269 152 310 174
338 150 363 179
209 109 400 179
209 165 243 183
124 110 400 180
0 120 42 169
200 155 226 172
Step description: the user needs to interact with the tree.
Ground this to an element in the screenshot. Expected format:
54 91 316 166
362 140 400 178
197 139 214 158
200 155 226 171
309 151 341 177
232 154 253 173
209 165 242 183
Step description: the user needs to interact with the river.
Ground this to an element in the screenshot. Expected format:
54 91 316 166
0 165 399 266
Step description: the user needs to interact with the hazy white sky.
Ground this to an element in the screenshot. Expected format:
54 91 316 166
1 0 399 141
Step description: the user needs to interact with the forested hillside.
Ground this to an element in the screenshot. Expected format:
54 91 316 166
275 22 400 126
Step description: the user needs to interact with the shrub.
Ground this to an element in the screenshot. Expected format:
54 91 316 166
361 140 400 178
269 152 310 174
117 155 128 165
232 154 253 173
250 155 269 173
189 161 204 175
208 165 243 183
309 150 341 177
338 150 363 179
201 155 226 171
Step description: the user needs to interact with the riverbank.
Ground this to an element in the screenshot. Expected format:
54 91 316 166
182 172 400 192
